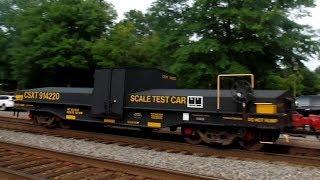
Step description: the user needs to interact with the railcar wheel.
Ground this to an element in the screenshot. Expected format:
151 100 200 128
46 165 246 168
31 115 39 125
59 120 71 129
41 116 57 128
238 140 263 151
183 128 202 145
140 127 153 137
238 130 263 151
184 134 202 145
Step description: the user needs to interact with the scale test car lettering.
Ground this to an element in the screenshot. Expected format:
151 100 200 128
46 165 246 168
130 95 187 105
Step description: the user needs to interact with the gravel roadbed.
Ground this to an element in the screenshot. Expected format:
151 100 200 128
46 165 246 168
0 129 319 180
0 111 29 119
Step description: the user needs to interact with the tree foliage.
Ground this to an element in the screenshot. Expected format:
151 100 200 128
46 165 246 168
146 0 319 89
0 0 319 94
1 0 116 87
314 66 320 93
92 10 155 68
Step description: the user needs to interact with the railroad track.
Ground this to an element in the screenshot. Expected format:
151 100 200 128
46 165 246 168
0 115 320 168
0 141 212 180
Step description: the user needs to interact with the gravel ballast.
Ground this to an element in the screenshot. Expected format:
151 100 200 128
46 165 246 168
0 129 319 180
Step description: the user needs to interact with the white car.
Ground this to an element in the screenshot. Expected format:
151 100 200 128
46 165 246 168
0 95 15 111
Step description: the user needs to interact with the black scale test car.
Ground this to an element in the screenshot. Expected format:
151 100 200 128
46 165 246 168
14 68 294 150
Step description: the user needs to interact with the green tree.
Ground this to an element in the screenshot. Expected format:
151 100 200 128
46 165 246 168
300 67 319 94
265 66 320 95
1 0 319 92
314 66 320 93
4 0 116 87
0 30 9 80
146 0 192 71
265 73 304 95
93 23 145 67
92 10 158 68
147 0 320 88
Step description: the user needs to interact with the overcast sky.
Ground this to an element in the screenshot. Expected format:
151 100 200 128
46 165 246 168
107 0 320 71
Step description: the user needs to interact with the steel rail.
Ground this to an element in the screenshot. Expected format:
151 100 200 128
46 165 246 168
0 141 217 180
0 115 320 168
